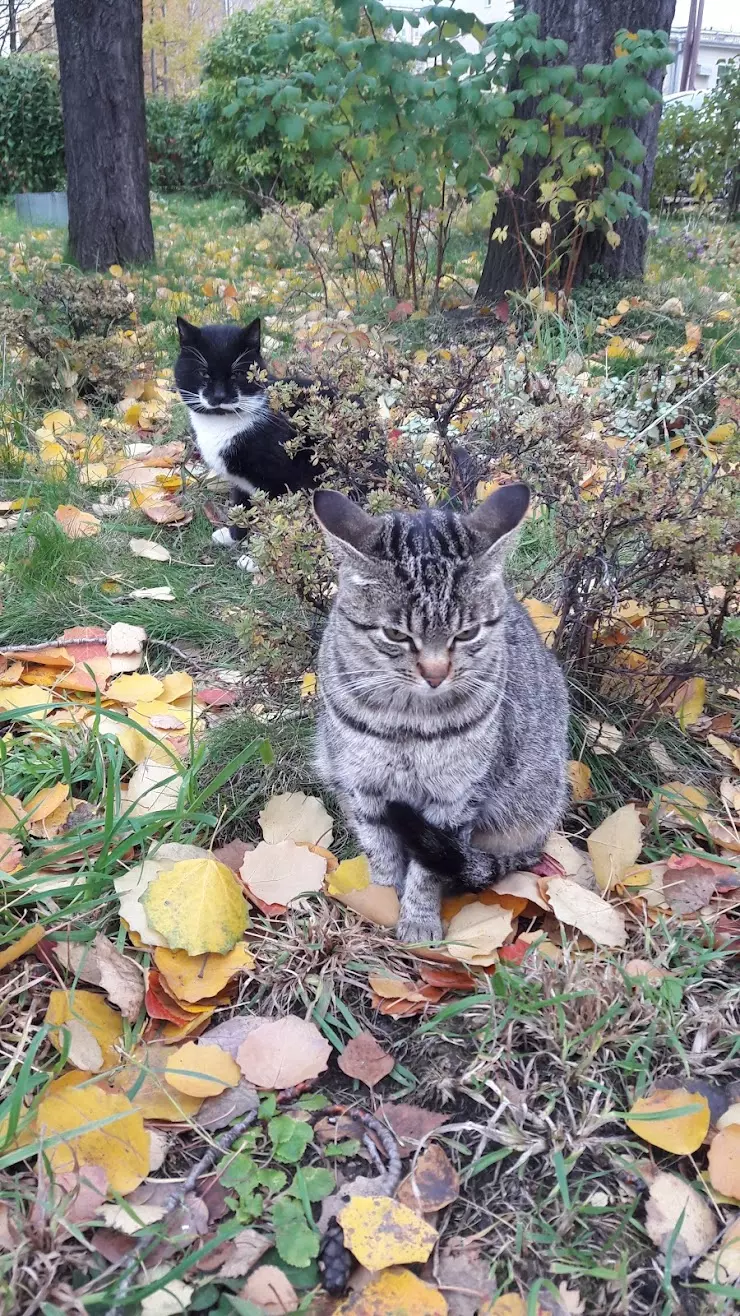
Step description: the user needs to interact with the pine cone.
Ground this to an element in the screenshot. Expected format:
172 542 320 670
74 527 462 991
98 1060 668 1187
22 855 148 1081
318 1216 353 1296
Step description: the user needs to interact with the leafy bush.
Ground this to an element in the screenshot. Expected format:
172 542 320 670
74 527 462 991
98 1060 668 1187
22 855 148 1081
199 0 339 209
146 96 215 193
0 55 65 196
238 4 671 304
652 57 740 212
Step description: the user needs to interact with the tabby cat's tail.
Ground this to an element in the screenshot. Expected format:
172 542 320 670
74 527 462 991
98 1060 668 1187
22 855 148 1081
382 801 466 879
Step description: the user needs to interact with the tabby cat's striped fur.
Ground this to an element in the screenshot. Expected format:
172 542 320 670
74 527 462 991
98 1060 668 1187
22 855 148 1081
313 485 569 944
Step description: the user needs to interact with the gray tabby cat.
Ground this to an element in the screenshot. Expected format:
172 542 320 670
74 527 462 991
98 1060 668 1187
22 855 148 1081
313 484 569 944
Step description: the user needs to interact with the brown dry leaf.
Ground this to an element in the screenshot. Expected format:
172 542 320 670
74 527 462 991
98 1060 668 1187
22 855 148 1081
626 1088 710 1154
708 1126 740 1198
583 718 623 755
644 1171 717 1269
397 1142 459 1213
545 878 627 948
47 1166 109 1227
65 1019 104 1072
377 1104 447 1157
338 1032 394 1087
37 1084 148 1195
258 791 333 847
587 804 643 892
492 870 549 909
154 943 254 1003
55 505 101 539
339 1194 438 1269
335 1267 448 1315
237 1016 331 1089
367 975 424 1001
110 1043 203 1122
662 854 726 913
197 1078 259 1132
696 1217 740 1284
94 934 144 1022
212 838 254 873
212 1227 271 1279
444 901 513 965
541 833 595 888
334 881 400 927
625 958 671 986
621 862 667 909
708 735 740 773
434 1239 493 1316
199 1014 261 1059
240 1265 298 1314
240 840 327 910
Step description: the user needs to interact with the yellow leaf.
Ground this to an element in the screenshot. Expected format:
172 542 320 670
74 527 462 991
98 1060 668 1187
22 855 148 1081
23 781 70 824
338 1196 438 1269
522 598 559 647
240 840 327 909
672 677 705 728
568 760 592 802
476 480 500 502
42 409 74 435
143 858 249 955
626 1088 710 1154
587 803 643 892
335 1268 448 1315
606 335 633 360
165 1041 240 1097
616 298 631 315
111 1043 203 1121
124 402 143 427
708 735 740 772
54 505 101 539
108 673 164 705
480 1297 527 1316
300 671 317 698
37 1084 148 1195
258 791 333 846
160 672 193 704
705 422 736 444
79 462 109 486
45 989 123 1070
0 685 53 720
327 854 370 897
108 264 123 277
154 943 254 1003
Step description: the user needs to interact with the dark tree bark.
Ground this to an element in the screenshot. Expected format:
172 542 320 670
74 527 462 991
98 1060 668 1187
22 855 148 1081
477 0 676 302
53 0 154 270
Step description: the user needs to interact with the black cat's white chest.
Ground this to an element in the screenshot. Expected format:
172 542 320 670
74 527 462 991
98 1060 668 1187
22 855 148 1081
188 399 267 493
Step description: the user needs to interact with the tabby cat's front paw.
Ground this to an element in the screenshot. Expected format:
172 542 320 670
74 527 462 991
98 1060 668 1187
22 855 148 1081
396 912 443 945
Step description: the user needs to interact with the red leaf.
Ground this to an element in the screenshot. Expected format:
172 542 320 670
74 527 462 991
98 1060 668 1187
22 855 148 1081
531 853 565 878
198 688 238 708
388 300 414 322
145 970 194 1024
499 938 530 965
494 298 510 323
338 1031 394 1087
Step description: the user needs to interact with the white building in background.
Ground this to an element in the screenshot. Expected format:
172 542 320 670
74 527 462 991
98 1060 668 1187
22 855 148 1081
664 26 740 91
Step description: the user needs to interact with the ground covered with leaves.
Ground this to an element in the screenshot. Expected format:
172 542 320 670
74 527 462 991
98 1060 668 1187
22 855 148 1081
0 197 739 1316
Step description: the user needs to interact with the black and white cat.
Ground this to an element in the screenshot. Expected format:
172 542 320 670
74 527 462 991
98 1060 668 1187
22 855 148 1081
174 316 320 550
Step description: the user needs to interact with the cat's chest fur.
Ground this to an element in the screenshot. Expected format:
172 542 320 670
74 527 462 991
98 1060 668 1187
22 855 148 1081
188 398 268 494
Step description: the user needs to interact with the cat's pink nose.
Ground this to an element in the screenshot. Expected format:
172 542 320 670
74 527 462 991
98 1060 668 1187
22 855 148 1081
417 657 450 687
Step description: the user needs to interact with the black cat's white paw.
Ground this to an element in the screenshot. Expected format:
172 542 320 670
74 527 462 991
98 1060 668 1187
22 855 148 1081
212 527 236 547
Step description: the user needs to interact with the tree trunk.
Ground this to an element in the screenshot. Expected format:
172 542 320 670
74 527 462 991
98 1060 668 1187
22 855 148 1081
477 0 676 301
53 0 155 270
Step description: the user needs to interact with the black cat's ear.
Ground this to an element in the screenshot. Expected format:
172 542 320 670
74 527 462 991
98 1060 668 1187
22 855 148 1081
241 318 261 353
176 316 200 346
313 490 376 560
466 483 530 563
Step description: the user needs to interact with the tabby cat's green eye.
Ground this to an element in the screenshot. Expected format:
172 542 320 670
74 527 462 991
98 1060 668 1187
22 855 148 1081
382 627 410 644
455 624 481 643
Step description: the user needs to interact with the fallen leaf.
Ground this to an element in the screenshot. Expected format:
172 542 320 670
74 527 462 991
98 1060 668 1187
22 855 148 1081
522 598 559 646
708 735 740 773
492 870 549 909
47 1165 109 1227
416 960 476 990
644 1171 717 1268
626 1088 710 1153
327 853 370 896
154 943 254 1003
718 1104 740 1130
334 881 400 927
239 1265 298 1314
480 1296 526 1316
124 759 183 817
625 958 671 986
99 1202 168 1234
672 677 706 728
65 1019 104 1072
130 586 176 602
197 1077 259 1131
258 791 333 846
338 1195 438 1268
377 1103 447 1156
108 673 164 704
397 1142 459 1213
37 1084 148 1195
587 804 643 892
140 1278 193 1316
54 505 100 539
696 1217 740 1284
199 1014 261 1058
545 878 627 948
335 1267 448 1314
209 1227 271 1278
444 901 513 965
0 923 46 970
568 760 593 802
239 839 327 911
212 838 254 873
45 989 122 1068
93 934 144 1022
662 854 725 913
110 1043 203 1121
540 833 595 888
708 1126 740 1198
165 1041 241 1097
339 1032 394 1087
434 1239 493 1316
237 1015 331 1088
143 857 249 955
23 781 70 824
129 538 172 562
656 782 711 825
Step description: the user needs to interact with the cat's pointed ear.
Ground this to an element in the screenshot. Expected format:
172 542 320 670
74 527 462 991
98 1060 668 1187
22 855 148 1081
313 489 376 560
241 318 261 353
466 483 530 563
176 316 200 346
